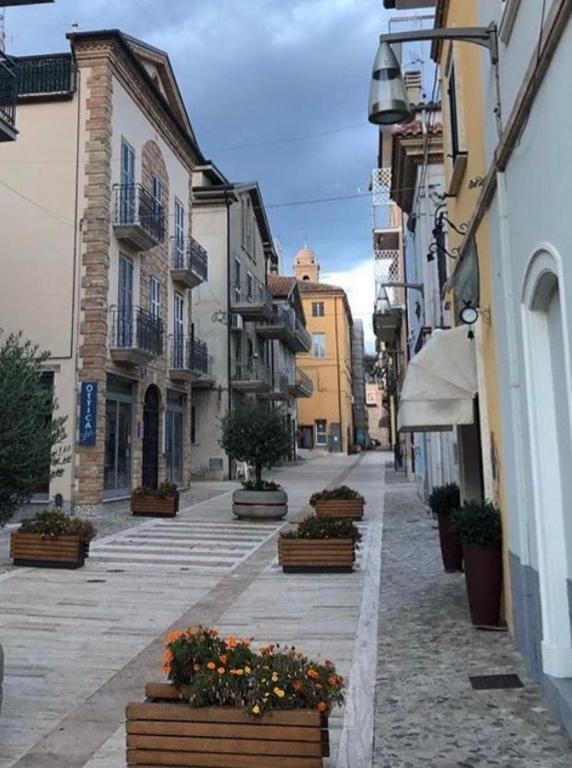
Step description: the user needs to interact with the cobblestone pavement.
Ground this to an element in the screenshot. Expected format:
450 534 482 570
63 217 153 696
373 472 572 768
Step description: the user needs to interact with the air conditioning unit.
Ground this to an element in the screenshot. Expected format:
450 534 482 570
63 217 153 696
231 313 243 331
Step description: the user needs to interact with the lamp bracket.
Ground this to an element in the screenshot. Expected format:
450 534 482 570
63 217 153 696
382 281 424 295
379 23 498 65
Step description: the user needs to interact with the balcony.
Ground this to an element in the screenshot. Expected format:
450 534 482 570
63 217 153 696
0 56 17 142
288 367 313 398
15 54 75 102
293 317 312 353
171 235 208 289
256 305 295 342
169 336 215 387
109 308 163 365
231 359 271 394
113 184 165 251
373 295 403 344
260 372 290 401
231 275 274 322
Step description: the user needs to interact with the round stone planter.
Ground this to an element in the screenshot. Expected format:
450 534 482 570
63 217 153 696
232 489 288 520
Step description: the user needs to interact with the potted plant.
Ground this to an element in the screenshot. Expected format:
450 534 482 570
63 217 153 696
452 500 503 627
220 403 292 520
10 510 97 569
126 626 344 766
278 516 361 573
131 482 179 518
309 485 365 520
428 483 463 572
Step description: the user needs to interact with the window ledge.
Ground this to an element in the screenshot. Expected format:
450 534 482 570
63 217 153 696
499 0 521 44
447 152 469 197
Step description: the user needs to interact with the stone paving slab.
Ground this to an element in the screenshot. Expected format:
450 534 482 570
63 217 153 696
373 479 572 768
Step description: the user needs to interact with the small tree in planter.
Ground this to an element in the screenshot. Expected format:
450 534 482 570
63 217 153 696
452 500 503 627
428 483 462 572
279 516 362 573
309 485 365 520
220 403 292 520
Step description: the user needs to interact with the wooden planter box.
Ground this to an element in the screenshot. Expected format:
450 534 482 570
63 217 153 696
126 683 329 767
10 533 85 569
131 493 178 518
314 499 364 521
278 538 354 573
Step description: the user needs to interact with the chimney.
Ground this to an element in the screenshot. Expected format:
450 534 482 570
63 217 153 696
404 70 422 107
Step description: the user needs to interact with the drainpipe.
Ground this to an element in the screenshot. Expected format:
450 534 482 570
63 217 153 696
225 189 232 480
334 296 344 452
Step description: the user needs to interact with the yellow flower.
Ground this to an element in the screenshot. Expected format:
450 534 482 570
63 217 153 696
244 666 251 674
271 672 279 682
252 705 261 715
273 687 285 698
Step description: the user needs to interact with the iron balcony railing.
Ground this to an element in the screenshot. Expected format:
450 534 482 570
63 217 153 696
291 367 313 394
170 335 210 375
294 317 312 350
0 55 17 130
232 274 272 309
113 184 165 243
109 307 163 356
271 304 296 331
232 358 271 384
172 235 208 280
15 54 75 99
273 371 290 396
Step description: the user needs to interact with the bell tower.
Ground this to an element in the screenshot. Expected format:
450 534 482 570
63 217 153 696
293 245 320 282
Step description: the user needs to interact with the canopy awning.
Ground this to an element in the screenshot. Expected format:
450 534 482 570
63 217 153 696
397 326 477 432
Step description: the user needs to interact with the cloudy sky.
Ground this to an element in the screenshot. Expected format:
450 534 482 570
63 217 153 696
6 0 432 349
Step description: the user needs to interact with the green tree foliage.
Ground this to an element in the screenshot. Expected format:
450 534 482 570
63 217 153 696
220 403 292 488
0 332 69 523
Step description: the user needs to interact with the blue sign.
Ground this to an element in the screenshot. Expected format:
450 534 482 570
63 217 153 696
79 381 98 446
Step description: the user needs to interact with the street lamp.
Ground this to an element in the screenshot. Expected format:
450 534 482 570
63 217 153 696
368 24 498 126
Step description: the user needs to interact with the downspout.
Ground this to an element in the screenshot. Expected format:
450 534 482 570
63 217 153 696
225 189 232 480
70 60 82 511
334 296 344 452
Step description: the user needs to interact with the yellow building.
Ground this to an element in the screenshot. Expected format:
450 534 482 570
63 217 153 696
293 247 354 453
433 0 510 621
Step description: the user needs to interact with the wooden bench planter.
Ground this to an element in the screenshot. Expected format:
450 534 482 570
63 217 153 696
10 533 85 569
131 494 178 518
314 499 364 521
278 538 355 573
126 683 329 767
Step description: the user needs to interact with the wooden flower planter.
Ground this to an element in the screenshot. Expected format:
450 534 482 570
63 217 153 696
131 493 178 518
10 533 85 569
126 683 329 767
314 499 364 521
278 538 354 573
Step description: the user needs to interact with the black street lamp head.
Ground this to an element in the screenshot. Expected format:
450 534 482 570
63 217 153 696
368 41 414 126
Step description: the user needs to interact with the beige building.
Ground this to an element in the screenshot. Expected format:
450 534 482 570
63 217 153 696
0 30 210 509
366 381 389 448
294 247 354 453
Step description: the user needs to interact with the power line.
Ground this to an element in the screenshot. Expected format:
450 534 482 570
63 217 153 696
0 177 74 228
266 192 370 209
211 122 368 153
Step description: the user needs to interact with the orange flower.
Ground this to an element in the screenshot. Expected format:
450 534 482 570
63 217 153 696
219 654 228 665
209 628 219 637
217 667 225 675
207 661 216 670
166 631 183 644
307 668 320 681
226 636 237 648
292 681 303 692
229 668 239 676
317 702 327 713
328 675 337 686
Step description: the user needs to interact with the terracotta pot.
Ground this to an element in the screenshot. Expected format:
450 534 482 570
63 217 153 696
437 511 463 572
463 542 503 627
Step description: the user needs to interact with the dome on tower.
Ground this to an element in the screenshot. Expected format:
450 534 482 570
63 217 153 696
293 244 320 281
295 246 316 265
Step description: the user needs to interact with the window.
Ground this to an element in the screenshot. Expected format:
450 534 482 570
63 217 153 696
447 64 460 162
246 272 254 302
312 332 326 359
234 258 241 302
120 139 135 223
312 301 325 317
191 405 196 445
149 276 161 320
152 176 162 206
315 420 327 447
174 199 185 267
118 254 134 347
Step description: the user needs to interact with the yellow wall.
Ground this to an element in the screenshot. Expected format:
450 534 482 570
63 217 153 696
297 291 354 453
439 0 511 627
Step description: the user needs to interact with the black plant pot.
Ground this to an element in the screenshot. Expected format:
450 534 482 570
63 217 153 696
437 511 463 572
463 542 502 627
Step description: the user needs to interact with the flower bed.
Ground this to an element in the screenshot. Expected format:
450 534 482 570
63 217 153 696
278 516 361 573
310 486 365 520
126 627 343 767
131 483 179 518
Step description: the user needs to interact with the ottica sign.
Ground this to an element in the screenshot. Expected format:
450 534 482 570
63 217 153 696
79 381 97 446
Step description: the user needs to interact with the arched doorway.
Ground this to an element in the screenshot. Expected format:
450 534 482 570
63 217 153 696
522 249 572 677
142 385 160 490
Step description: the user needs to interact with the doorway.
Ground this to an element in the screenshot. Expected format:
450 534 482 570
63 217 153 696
104 376 133 498
300 426 313 449
142 385 160 489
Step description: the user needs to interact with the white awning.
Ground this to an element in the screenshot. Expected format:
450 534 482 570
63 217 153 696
397 326 477 432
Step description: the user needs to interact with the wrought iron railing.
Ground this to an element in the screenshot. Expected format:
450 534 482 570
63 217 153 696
293 367 313 394
169 336 209 375
109 308 163 356
0 55 17 129
16 54 75 98
231 274 272 309
172 235 208 281
294 317 312 350
113 184 165 243
232 358 271 384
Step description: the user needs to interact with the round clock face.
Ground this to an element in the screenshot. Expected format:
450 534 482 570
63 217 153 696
460 305 479 326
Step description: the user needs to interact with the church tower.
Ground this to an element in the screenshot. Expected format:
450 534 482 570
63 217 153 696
293 245 320 282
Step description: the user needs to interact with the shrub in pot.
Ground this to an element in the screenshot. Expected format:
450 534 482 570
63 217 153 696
131 482 179 517
126 626 344 766
309 485 365 520
220 403 292 520
452 500 503 627
428 483 462 572
279 515 362 572
12 510 97 569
